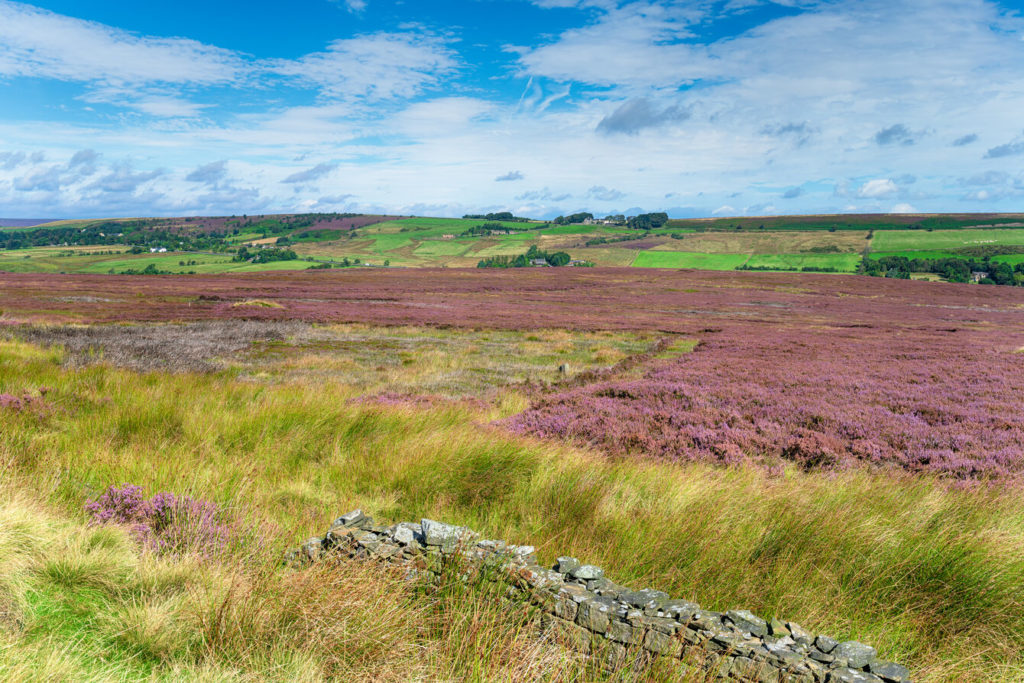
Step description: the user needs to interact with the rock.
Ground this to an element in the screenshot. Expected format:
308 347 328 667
788 621 813 645
393 525 416 545
815 635 839 654
420 518 471 548
301 537 324 561
662 599 700 621
555 556 580 574
331 509 366 528
576 596 615 633
620 588 669 610
832 642 877 670
644 628 683 657
827 667 883 683
607 620 641 645
726 609 769 637
690 609 724 630
867 662 911 683
809 650 835 664
640 616 681 635
570 564 604 581
769 618 791 636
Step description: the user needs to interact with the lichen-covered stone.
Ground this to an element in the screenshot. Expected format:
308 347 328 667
607 620 640 645
727 610 769 637
662 599 700 621
576 596 614 633
769 618 791 636
643 628 683 657
826 667 883 683
621 588 669 610
570 564 604 581
867 662 911 683
815 635 838 654
555 556 580 574
832 642 877 670
421 518 471 548
331 509 366 528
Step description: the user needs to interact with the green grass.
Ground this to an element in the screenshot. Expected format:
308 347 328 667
412 240 473 257
872 229 1024 252
743 253 861 271
868 250 962 261
991 254 1024 266
631 251 750 269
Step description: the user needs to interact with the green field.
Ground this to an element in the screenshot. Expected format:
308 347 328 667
632 251 751 269
872 229 1024 252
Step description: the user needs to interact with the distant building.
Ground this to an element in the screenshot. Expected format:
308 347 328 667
441 234 455 239
971 271 990 283
530 258 549 266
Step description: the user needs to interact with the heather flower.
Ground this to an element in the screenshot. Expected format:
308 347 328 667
85 484 231 556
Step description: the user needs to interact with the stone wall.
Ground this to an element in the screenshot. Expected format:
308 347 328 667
288 510 911 683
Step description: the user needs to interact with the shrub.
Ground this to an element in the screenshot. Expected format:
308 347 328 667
85 484 230 557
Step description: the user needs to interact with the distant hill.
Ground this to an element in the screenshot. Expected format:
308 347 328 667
0 218 55 228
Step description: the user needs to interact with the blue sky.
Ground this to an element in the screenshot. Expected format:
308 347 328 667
1 0 1024 219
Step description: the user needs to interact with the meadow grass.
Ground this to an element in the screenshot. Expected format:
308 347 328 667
871 228 1024 251
1 335 1023 680
631 252 750 269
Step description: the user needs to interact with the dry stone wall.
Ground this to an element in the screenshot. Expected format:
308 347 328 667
288 510 911 683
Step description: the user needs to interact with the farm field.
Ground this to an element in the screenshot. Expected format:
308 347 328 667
5 213 1024 277
1 268 1024 681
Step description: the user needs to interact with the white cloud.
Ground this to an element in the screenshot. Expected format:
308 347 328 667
857 179 898 198
270 33 457 102
890 203 918 213
0 0 243 86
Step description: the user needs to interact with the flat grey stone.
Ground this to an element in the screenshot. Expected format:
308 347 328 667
420 518 470 547
620 588 669 610
868 662 911 682
569 564 603 580
726 609 769 637
827 667 883 683
662 599 700 621
555 556 580 574
815 635 839 653
575 596 614 632
833 641 877 669
332 509 366 528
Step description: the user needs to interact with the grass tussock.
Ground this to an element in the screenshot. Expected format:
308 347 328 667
0 335 1023 680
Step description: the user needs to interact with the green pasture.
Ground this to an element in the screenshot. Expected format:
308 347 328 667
867 250 961 261
872 229 1024 252
992 254 1024 266
412 239 473 257
631 251 750 269
743 253 861 271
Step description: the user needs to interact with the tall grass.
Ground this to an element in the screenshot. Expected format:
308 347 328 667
1 339 1023 680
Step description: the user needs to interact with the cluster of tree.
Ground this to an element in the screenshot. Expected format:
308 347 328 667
862 255 1024 285
553 213 593 225
736 264 839 273
461 211 530 222
626 212 669 230
233 247 298 264
477 244 571 268
113 263 177 275
0 222 228 252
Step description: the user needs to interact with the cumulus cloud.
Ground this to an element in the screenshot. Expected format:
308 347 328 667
185 160 228 185
782 186 802 199
874 124 914 146
890 203 918 214
760 122 813 146
596 98 689 135
857 179 898 198
953 133 978 146
959 170 1010 186
90 166 164 194
282 162 336 184
495 170 524 182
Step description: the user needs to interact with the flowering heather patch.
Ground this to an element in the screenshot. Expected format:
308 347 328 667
85 484 230 556
504 326 1024 480
0 388 50 412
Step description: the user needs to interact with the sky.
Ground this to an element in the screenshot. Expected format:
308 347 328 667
1 0 1024 219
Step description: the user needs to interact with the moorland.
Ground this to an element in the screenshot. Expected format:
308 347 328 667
1 265 1023 681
